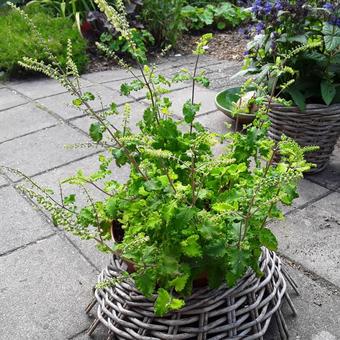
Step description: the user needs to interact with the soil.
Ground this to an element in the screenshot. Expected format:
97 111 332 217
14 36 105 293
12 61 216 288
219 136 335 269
176 31 248 62
86 30 248 73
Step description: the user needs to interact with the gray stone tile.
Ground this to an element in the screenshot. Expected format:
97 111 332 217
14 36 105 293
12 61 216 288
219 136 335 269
71 101 146 135
0 88 28 110
81 68 137 83
104 76 192 101
0 103 58 143
149 86 217 118
265 262 340 339
0 235 97 339
32 153 129 208
32 154 130 270
38 85 132 120
196 110 233 134
281 179 329 214
37 92 84 120
269 192 340 287
0 186 53 254
70 324 109 339
8 77 91 99
0 176 8 187
84 84 133 110
0 124 94 180
306 139 340 190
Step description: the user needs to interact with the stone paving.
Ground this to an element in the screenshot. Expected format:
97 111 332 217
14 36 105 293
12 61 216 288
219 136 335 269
0 55 339 340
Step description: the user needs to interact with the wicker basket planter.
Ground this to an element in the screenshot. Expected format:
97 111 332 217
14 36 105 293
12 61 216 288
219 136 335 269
85 248 298 339
268 103 340 173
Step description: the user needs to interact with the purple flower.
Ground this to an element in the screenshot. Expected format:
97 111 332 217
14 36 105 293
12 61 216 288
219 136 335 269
329 16 340 27
243 50 250 56
274 1 283 10
256 22 265 33
323 3 334 11
264 2 272 14
251 0 263 13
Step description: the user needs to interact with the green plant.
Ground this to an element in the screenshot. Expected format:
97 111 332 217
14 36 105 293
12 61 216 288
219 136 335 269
139 0 185 47
241 1 340 110
100 28 154 64
181 2 251 31
3 1 315 317
25 0 97 30
0 6 88 77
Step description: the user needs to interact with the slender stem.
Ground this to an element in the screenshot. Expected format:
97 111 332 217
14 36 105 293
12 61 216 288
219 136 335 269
82 179 114 197
67 82 149 181
139 64 160 124
161 160 177 194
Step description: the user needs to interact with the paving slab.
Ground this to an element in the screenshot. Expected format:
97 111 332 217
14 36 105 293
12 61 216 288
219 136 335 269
306 140 340 190
265 261 340 339
0 102 58 143
0 176 8 187
0 234 97 339
270 192 340 287
8 77 91 100
149 85 216 118
0 124 94 180
81 68 137 84
281 179 329 214
38 85 132 120
0 88 28 110
196 110 233 134
32 154 130 270
0 186 54 254
82 84 133 111
103 77 192 101
37 92 86 120
71 101 146 135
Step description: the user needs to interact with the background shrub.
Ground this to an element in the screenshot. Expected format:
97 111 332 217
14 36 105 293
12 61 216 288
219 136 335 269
0 7 88 78
140 0 185 47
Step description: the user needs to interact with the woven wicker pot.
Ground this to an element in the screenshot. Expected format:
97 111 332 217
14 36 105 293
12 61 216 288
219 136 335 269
268 103 340 173
85 248 297 339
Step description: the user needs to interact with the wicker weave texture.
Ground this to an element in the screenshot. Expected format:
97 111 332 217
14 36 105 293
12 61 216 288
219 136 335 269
88 249 295 339
268 103 340 173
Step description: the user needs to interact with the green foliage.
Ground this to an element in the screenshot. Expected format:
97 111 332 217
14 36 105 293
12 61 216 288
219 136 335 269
181 2 250 31
25 0 96 30
6 2 315 317
243 2 340 109
0 7 88 78
139 0 185 46
100 28 154 64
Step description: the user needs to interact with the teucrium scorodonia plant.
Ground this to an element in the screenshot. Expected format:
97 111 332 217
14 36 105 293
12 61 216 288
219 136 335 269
1 0 316 316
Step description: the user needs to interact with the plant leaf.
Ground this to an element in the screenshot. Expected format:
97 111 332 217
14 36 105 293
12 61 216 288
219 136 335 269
321 80 336 105
89 123 104 142
258 228 278 251
287 87 306 111
154 288 171 316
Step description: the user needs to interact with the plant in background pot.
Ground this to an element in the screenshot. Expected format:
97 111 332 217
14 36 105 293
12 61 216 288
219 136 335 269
240 0 340 173
2 1 316 338
215 79 266 127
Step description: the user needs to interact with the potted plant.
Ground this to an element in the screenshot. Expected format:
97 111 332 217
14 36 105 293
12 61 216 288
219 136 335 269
3 1 315 338
215 80 264 128
239 0 340 173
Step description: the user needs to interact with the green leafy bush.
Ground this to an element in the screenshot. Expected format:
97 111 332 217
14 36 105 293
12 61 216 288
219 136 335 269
139 0 185 47
0 7 88 78
6 0 315 316
181 2 251 31
242 1 340 110
100 28 154 64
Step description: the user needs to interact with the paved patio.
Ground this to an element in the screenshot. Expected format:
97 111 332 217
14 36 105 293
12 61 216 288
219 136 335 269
0 55 339 340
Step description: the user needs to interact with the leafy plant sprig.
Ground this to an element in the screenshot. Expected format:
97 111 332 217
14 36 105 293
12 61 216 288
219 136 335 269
2 0 316 317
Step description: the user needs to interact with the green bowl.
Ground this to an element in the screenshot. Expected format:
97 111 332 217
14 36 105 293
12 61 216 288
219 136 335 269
215 87 256 125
